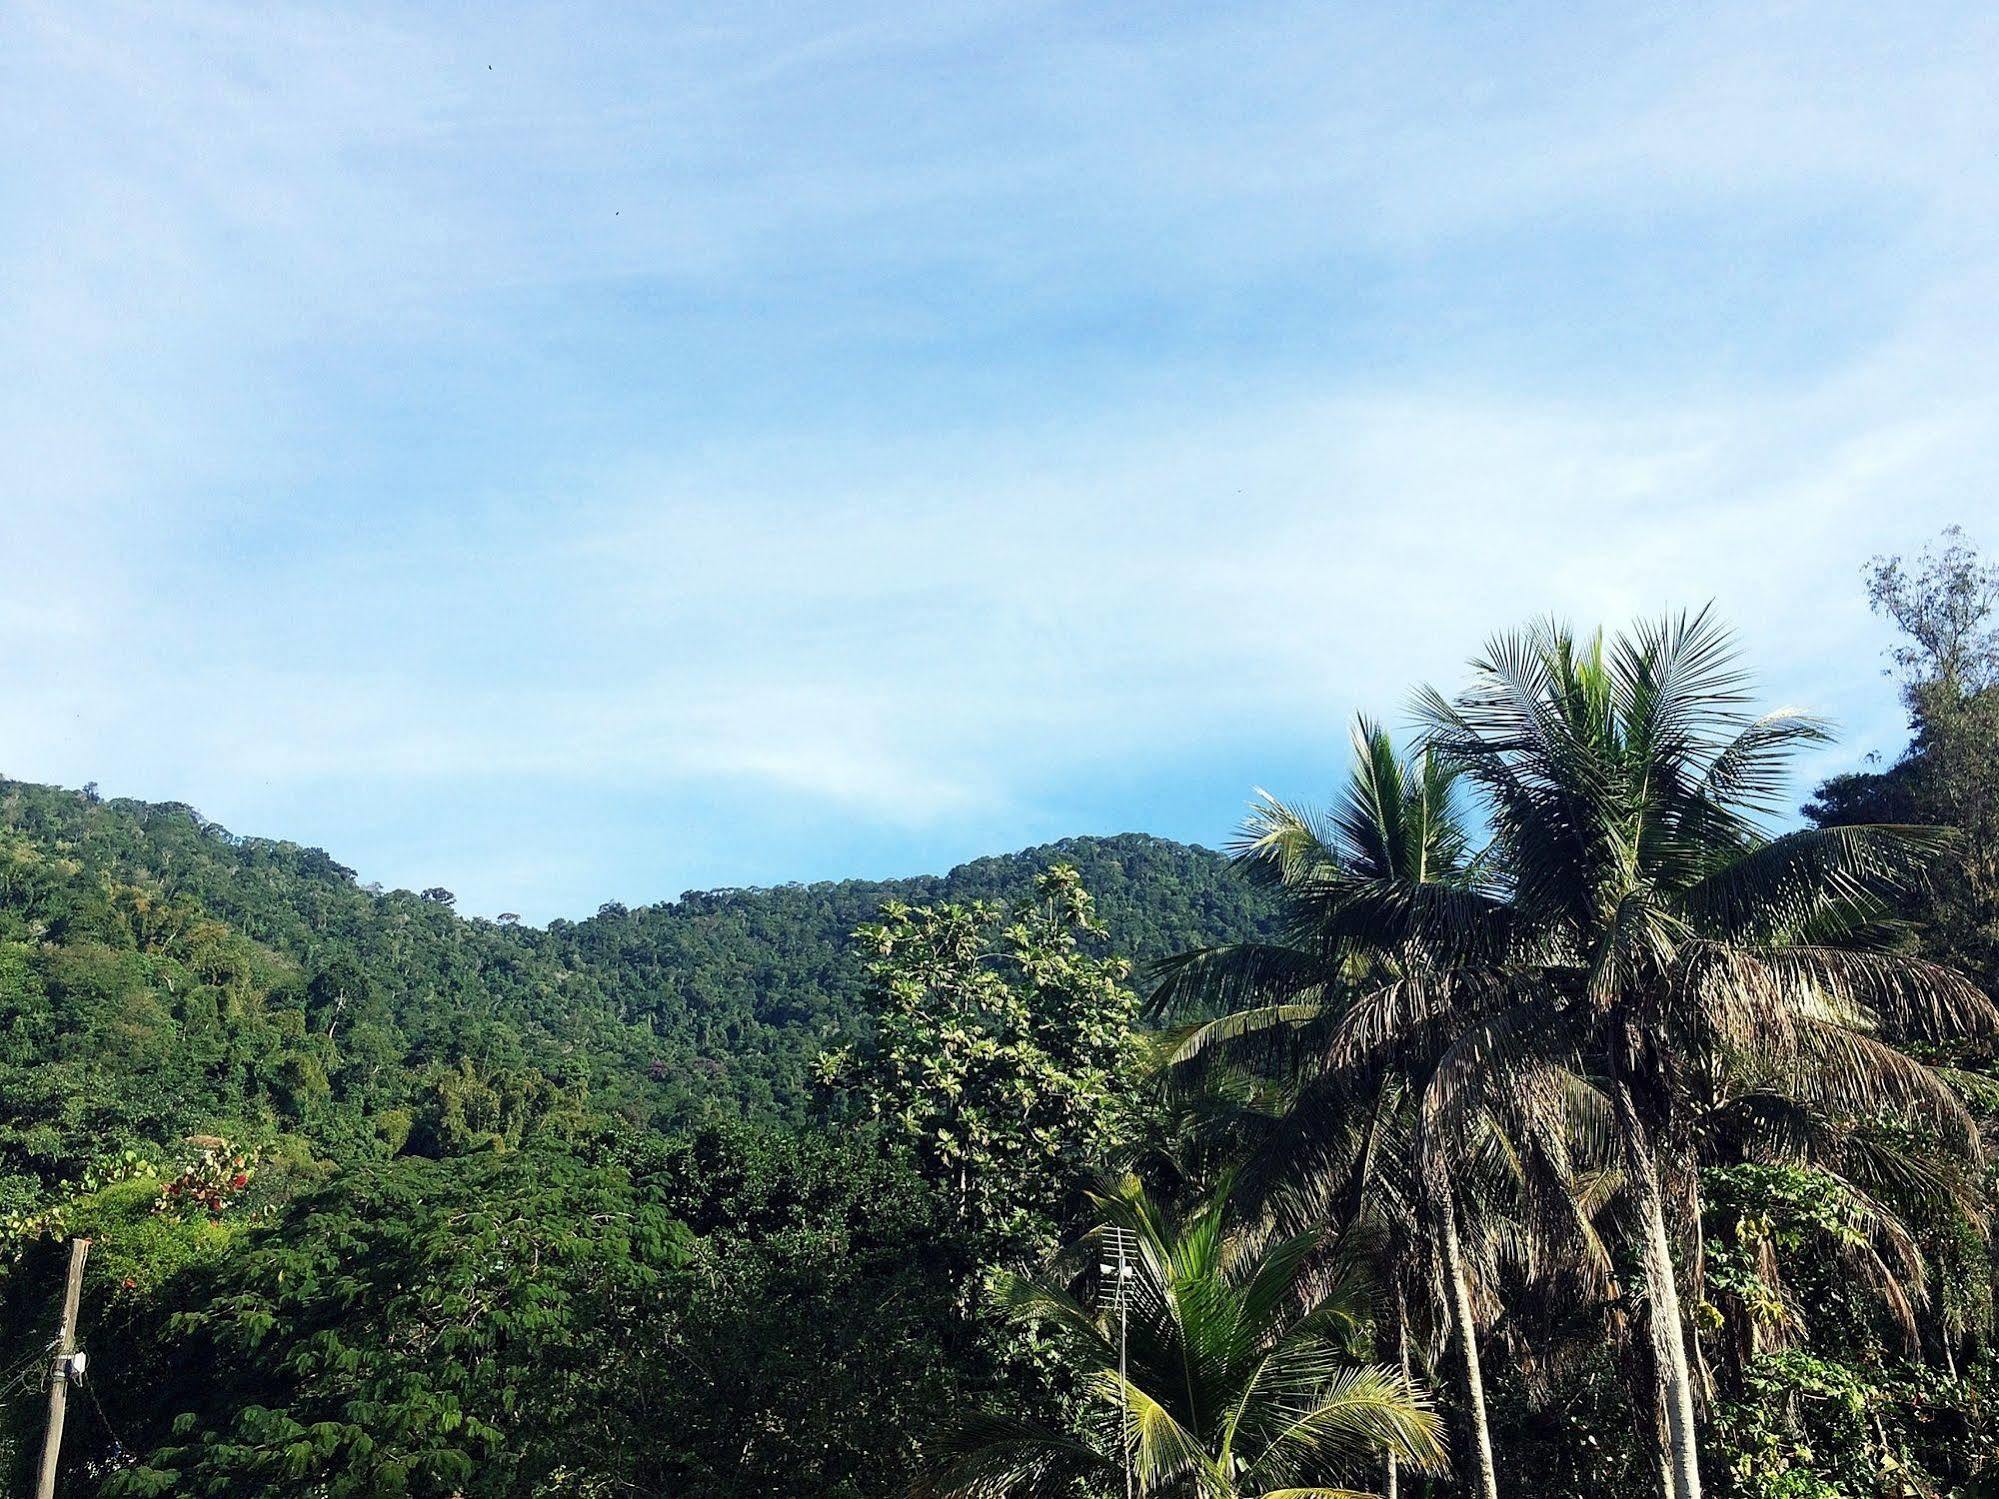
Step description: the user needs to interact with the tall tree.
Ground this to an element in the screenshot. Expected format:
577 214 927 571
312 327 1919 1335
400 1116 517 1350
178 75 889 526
1160 615 1997 1499
1413 611 1996 1499
1810 526 1999 988
1863 524 1999 694
1154 720 1584 1499
816 864 1142 1264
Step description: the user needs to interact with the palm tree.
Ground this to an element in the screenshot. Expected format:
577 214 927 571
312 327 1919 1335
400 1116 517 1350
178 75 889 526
1677 1047 1989 1378
1150 719 1538 1499
1162 612 1997 1499
1254 1076 1544 1499
919 1176 1446 1499
1407 612 1999 1499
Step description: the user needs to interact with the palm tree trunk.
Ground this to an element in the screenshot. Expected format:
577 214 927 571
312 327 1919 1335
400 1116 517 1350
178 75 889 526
1386 1308 1409 1499
1439 1198 1499 1499
1653 1383 1673 1499
1613 1083 1702 1499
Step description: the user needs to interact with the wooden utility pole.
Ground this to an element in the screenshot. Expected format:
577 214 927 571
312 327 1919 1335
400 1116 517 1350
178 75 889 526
34 1237 90 1499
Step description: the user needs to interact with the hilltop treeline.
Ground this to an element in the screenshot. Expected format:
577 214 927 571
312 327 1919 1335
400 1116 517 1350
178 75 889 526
0 784 1277 1168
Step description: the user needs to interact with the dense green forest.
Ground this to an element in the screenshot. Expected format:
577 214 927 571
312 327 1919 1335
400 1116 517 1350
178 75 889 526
3 528 1997 1499
0 788 1275 1493
0 788 1278 1155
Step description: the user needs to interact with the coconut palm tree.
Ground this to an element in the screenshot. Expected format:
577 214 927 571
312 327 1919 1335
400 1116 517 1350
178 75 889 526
918 1175 1446 1499
1405 611 1999 1499
1251 1075 1552 1499
1150 718 1541 1499
1160 612 1998 1499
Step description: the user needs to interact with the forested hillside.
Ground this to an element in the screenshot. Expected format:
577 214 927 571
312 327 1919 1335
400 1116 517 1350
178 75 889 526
0 776 1277 1167
0 779 1277 1494
552 833 1280 1115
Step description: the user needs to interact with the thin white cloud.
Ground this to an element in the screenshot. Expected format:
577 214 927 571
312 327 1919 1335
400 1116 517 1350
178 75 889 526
3 1 1996 915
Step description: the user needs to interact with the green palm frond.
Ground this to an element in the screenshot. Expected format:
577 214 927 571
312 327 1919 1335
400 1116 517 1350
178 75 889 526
1152 1003 1336 1070
1696 709 1835 815
1242 1363 1447 1478
1100 1369 1223 1496
1679 824 1951 942
1150 944 1334 1022
1232 793 1347 889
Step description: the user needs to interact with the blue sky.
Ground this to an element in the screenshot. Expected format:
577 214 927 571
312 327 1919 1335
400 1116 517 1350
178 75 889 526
5 2 1997 921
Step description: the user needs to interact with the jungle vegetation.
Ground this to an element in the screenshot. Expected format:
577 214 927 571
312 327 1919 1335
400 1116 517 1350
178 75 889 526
2 527 1996 1498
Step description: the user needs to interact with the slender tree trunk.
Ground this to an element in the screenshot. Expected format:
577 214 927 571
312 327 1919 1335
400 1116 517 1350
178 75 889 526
1653 1382 1673 1499
1439 1199 1499 1499
1385 1300 1415 1499
1614 1083 1702 1499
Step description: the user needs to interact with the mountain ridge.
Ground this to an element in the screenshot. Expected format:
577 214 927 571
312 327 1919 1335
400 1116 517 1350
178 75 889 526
0 776 1278 1167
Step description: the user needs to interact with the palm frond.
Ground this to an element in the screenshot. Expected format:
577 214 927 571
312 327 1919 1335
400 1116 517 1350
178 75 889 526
1232 792 1347 889
1149 944 1332 1022
915 1411 1115 1499
1243 1364 1446 1477
1679 825 1952 942
1152 1002 1335 1070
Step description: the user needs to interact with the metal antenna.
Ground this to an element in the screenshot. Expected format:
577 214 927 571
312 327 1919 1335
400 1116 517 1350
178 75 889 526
1098 1227 1139 1499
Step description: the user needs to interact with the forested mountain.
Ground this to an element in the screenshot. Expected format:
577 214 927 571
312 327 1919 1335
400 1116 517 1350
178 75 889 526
0 776 1277 1184
552 832 1282 1116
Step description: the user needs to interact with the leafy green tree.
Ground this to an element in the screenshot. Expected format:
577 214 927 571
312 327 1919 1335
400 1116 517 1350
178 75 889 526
100 1150 690 1498
1809 526 1999 991
920 1175 1445 1498
817 864 1143 1261
633 1121 999 1498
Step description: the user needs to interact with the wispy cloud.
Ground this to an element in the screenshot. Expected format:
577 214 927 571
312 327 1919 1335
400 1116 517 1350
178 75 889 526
4 1 1995 916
